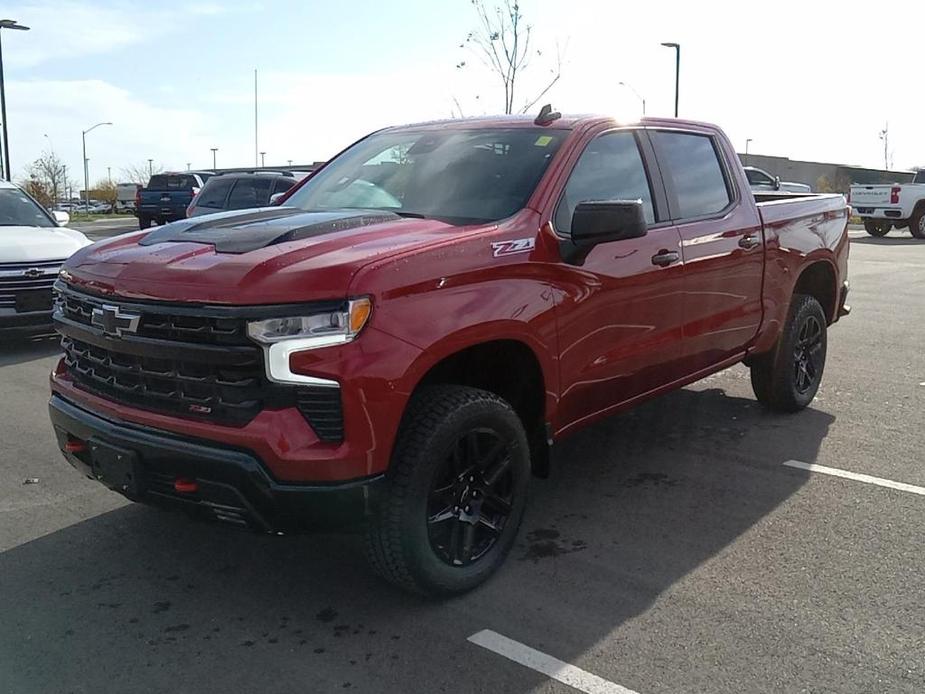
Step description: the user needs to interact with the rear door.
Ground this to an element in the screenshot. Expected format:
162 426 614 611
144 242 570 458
553 129 686 431
649 129 764 375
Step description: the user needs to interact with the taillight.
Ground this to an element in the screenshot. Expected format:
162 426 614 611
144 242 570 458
135 189 141 207
891 187 901 205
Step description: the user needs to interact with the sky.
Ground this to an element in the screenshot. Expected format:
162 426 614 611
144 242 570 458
2 0 923 187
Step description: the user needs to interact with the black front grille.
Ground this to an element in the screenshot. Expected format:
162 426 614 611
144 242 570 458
296 387 344 442
63 336 266 425
0 259 62 309
55 285 346 441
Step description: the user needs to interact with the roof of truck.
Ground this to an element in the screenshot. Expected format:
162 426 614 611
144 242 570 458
382 113 718 132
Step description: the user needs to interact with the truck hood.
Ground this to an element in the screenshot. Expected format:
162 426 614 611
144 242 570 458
62 206 489 304
0 225 92 264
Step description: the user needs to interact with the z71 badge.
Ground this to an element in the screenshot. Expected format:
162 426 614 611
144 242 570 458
491 238 535 257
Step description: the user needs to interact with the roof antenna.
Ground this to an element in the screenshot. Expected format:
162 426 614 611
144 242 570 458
534 104 561 126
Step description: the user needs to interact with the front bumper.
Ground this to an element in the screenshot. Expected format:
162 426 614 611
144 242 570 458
49 394 384 531
0 308 54 334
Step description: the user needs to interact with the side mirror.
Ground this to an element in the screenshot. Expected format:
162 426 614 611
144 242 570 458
269 192 285 205
560 200 647 265
774 176 782 191
53 210 70 226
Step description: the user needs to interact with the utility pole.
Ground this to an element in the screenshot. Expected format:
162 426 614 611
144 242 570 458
879 123 890 170
254 68 259 168
107 166 111 184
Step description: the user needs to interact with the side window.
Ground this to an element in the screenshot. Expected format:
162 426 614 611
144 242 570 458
554 131 655 234
746 169 771 186
227 180 259 210
273 178 296 195
195 177 234 209
251 177 274 206
652 131 732 219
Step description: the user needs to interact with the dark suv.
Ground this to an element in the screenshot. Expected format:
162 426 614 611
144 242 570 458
186 173 300 218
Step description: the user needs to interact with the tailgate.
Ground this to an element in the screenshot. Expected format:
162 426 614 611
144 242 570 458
849 185 893 206
139 190 192 211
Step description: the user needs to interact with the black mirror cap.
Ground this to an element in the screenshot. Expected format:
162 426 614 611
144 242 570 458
560 200 647 265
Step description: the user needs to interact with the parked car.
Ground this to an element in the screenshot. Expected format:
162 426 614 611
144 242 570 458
186 172 299 218
116 183 141 213
50 113 849 595
744 166 812 193
849 170 925 238
136 172 213 229
0 179 91 335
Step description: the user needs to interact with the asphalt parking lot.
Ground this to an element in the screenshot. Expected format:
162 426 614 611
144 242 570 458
1 229 923 694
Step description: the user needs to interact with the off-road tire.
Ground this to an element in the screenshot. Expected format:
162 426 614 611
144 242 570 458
365 385 530 596
750 294 828 412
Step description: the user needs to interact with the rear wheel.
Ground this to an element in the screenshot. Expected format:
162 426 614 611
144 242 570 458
138 215 152 230
910 209 925 239
863 220 891 237
750 294 827 412
365 385 530 596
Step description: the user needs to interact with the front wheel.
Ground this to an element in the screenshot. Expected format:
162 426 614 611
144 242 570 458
750 294 828 412
863 220 891 237
365 385 530 596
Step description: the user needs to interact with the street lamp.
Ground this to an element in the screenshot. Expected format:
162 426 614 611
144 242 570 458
660 42 680 117
210 147 218 170
147 158 153 177
186 162 191 171
618 81 646 116
260 151 266 168
745 138 753 155
82 121 112 212
0 19 30 181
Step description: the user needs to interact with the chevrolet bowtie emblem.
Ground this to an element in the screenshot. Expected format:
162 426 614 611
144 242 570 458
91 304 141 337
23 268 43 279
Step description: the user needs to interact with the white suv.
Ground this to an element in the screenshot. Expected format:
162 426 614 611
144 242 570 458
849 171 925 238
0 180 92 335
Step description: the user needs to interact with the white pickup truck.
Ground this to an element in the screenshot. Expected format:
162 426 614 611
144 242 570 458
849 170 925 238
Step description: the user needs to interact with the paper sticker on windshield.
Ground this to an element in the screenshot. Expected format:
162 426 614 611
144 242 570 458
492 238 535 257
534 135 553 147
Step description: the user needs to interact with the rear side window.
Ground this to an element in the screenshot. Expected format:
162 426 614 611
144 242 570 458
652 132 732 219
227 178 274 210
273 178 296 195
554 130 655 233
195 177 235 209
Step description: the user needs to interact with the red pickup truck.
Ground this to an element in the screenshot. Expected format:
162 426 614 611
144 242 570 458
49 112 850 595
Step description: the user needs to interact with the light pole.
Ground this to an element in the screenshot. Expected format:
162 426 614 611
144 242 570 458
82 121 111 211
147 158 153 177
210 147 218 170
287 159 293 167
661 42 680 117
745 138 753 155
0 19 30 181
260 151 266 168
186 162 191 171
618 81 646 116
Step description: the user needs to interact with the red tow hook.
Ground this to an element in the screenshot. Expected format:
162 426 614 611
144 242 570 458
173 477 199 494
64 438 87 454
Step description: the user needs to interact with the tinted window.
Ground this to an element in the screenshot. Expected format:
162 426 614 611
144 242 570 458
147 174 199 190
653 132 731 218
195 177 235 209
746 168 773 186
555 131 655 233
285 128 565 225
0 188 55 228
914 170 925 185
227 178 274 210
273 178 296 195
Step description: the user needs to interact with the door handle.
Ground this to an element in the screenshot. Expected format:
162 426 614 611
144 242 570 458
651 250 680 267
739 234 761 250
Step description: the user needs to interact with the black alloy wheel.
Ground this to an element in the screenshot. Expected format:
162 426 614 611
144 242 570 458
427 428 514 567
793 314 824 395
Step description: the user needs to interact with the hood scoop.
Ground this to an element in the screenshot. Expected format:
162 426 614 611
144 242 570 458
138 207 401 254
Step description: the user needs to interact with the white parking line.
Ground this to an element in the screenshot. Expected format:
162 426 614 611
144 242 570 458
783 461 925 496
468 629 640 694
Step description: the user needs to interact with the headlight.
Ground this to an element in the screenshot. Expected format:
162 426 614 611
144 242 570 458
247 298 372 347
247 298 372 386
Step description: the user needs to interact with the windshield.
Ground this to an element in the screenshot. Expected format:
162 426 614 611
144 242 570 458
0 188 55 228
284 127 566 224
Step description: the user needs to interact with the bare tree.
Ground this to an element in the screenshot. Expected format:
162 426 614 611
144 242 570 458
121 162 163 186
23 150 67 206
459 0 564 114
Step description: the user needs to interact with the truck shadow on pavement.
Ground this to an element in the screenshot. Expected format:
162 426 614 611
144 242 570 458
0 385 831 693
850 235 924 246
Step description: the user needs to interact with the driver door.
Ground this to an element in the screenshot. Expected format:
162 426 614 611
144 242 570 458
553 130 686 433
